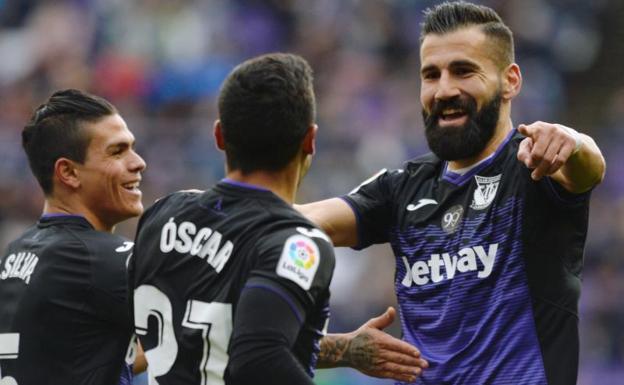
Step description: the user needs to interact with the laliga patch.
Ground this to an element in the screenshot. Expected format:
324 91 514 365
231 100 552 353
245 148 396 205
470 174 501 210
276 235 320 290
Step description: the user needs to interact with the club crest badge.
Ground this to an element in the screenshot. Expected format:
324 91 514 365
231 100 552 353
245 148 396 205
470 174 502 210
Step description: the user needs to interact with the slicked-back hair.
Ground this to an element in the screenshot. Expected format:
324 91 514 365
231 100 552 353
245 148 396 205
421 1 515 68
22 89 117 195
218 53 316 174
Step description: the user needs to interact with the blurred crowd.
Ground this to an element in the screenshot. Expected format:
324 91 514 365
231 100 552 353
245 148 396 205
0 0 622 384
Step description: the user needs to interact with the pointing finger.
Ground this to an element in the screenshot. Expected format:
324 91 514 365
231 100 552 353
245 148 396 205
517 137 534 167
546 139 575 175
531 137 561 180
517 124 531 137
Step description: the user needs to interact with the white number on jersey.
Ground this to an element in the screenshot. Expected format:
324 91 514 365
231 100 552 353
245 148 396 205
134 285 233 385
0 333 19 385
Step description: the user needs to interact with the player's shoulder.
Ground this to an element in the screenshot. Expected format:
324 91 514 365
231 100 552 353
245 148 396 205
79 227 132 252
349 154 440 196
259 223 335 292
26 219 127 260
263 204 332 242
4 223 39 251
79 230 133 269
404 152 442 174
269 223 332 247
257 204 333 251
359 153 441 185
27 223 130 283
139 189 207 231
75 231 133 299
146 189 205 215
165 188 205 200
260 215 335 267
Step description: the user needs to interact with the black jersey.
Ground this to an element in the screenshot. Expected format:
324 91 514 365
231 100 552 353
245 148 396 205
0 215 134 385
130 180 335 385
343 129 590 385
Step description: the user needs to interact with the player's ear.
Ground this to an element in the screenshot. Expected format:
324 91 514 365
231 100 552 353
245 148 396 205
54 158 81 189
301 124 317 156
501 63 522 100
213 120 225 151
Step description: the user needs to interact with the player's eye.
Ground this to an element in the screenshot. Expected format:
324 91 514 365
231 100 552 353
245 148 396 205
110 147 125 156
454 67 474 76
422 70 440 80
109 143 132 156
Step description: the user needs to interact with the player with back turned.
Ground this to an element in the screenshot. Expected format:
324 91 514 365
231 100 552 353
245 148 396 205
299 2 606 385
129 53 427 385
0 89 146 385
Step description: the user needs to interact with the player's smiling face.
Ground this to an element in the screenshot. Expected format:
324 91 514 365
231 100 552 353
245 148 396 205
77 114 146 226
419 26 504 160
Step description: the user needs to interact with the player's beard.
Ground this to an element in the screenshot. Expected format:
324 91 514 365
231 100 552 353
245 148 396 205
422 90 502 161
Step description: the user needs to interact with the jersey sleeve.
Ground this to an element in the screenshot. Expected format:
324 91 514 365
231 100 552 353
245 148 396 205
341 168 404 249
226 285 317 385
249 225 335 319
540 176 592 208
513 133 592 209
227 226 335 383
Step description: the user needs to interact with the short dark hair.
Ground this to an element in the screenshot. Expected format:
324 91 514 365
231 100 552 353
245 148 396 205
22 89 117 195
421 1 514 67
217 53 316 174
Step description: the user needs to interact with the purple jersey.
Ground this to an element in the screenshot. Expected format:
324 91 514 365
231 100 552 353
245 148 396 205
343 129 590 385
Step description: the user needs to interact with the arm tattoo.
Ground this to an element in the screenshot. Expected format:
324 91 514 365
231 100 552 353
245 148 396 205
317 333 376 369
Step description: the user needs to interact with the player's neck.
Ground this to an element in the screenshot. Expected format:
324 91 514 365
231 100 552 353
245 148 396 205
226 167 299 205
447 118 513 171
43 198 115 233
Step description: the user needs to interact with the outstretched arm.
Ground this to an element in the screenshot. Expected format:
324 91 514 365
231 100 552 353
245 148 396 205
517 122 606 193
318 307 428 383
295 198 357 247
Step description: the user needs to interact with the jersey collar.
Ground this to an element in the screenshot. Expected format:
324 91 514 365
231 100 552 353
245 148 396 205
38 214 94 229
441 126 517 186
221 178 271 192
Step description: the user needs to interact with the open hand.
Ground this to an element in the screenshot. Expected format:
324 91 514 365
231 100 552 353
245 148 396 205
343 307 428 382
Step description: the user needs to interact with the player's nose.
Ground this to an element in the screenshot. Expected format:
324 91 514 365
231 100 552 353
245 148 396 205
434 71 461 101
128 149 146 173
